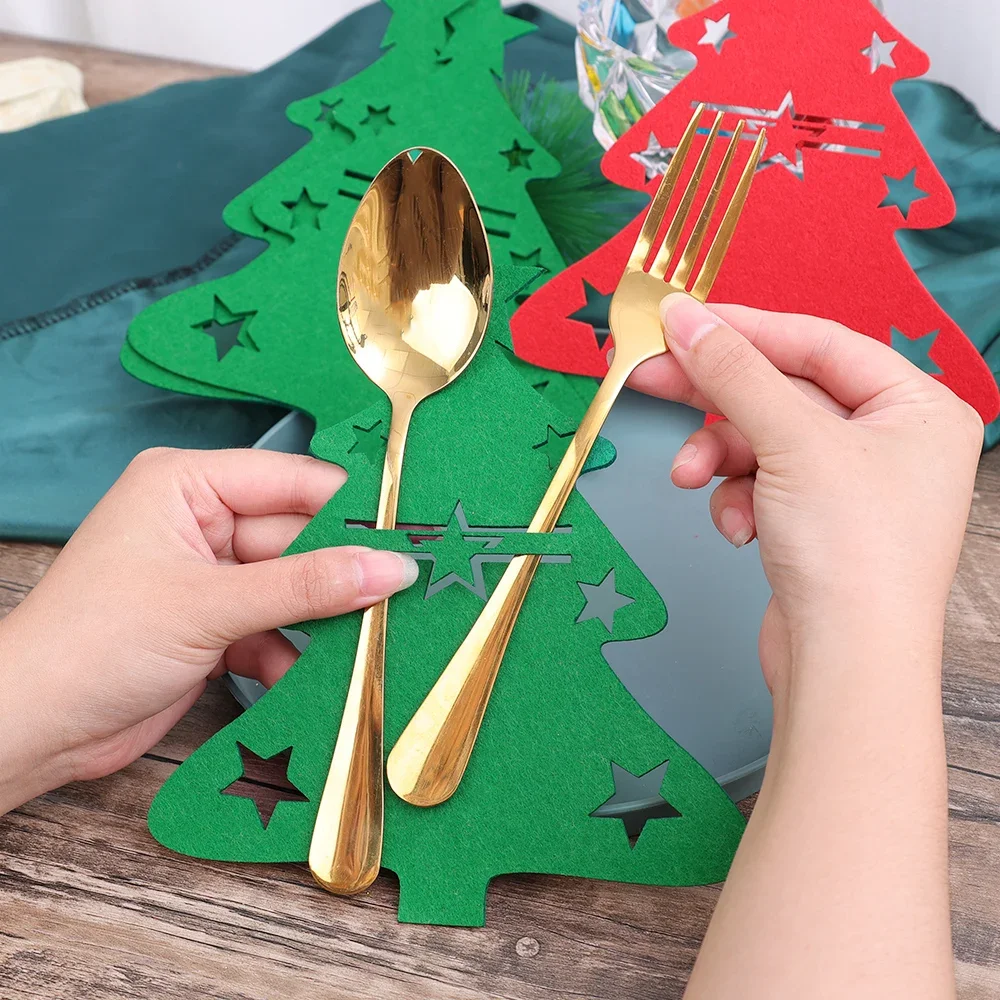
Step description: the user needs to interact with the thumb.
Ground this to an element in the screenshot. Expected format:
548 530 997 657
660 294 814 452
203 545 419 643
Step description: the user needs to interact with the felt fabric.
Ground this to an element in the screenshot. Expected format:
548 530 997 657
123 0 576 430
510 0 1000 427
147 270 744 927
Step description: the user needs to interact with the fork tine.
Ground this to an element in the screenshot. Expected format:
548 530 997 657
689 128 767 302
649 111 724 281
626 103 705 273
670 120 745 290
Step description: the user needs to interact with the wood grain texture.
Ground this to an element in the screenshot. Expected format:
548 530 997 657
0 32 240 109
0 31 998 1000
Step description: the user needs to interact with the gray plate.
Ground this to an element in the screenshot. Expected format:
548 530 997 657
233 395 772 816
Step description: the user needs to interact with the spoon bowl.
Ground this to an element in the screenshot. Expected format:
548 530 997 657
338 148 492 405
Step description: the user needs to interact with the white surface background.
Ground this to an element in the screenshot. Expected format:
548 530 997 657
0 0 996 126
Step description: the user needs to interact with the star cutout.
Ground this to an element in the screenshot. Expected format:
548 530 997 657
258 220 293 248
428 0 533 71
389 502 575 601
891 327 942 375
314 99 355 143
763 99 801 164
500 139 534 171
434 8 460 64
630 131 673 182
193 296 258 361
220 742 308 830
862 31 897 73
569 279 614 350
510 247 543 268
360 104 395 135
879 168 928 221
576 568 635 633
348 421 387 465
698 13 737 53
281 188 327 231
533 425 576 471
758 93 805 178
590 761 681 846
314 99 343 129
420 506 492 590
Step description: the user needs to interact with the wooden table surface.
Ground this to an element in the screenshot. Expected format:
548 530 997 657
0 31 998 1000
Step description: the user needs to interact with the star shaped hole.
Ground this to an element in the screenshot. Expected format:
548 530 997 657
220 742 308 830
591 760 681 847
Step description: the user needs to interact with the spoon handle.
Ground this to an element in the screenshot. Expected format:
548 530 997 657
309 399 413 893
386 361 633 807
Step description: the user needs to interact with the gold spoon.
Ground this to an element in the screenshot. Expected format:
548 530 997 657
308 147 492 894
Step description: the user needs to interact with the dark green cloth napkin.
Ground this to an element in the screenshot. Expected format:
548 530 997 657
894 82 1000 450
0 3 997 541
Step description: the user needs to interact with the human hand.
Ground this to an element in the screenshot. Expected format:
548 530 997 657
630 296 983 695
0 448 417 814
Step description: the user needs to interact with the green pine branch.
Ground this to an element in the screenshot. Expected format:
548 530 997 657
501 71 645 263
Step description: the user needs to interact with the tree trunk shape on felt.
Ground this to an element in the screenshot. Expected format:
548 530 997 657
146 267 745 928
509 0 1000 425
123 0 598 429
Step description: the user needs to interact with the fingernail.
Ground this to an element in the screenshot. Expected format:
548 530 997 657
671 443 697 472
719 507 753 548
606 346 615 365
357 549 420 595
660 294 719 351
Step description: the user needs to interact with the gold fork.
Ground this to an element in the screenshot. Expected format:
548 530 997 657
386 105 767 807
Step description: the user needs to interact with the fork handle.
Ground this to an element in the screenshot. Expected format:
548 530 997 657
385 361 633 807
309 396 414 893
